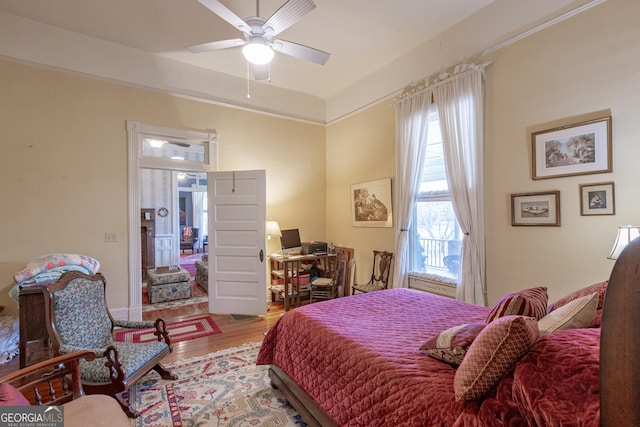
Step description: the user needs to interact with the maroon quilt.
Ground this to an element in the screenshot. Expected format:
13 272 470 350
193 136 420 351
257 288 602 426
258 288 492 425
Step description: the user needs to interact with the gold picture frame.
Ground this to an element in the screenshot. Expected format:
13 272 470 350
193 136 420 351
511 191 560 226
350 178 393 227
579 181 615 216
532 116 612 180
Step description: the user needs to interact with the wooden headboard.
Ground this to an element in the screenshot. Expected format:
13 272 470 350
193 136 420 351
600 236 640 425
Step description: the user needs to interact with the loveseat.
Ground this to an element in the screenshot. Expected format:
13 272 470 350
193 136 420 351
0 351 130 427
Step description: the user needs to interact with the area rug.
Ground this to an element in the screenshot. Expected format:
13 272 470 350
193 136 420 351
115 316 221 344
181 263 196 277
132 342 306 427
142 281 208 312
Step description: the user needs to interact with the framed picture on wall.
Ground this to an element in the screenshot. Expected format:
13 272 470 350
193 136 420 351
351 178 393 227
532 116 612 180
511 191 560 226
579 181 615 216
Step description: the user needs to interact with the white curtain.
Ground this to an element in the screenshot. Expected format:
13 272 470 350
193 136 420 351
392 89 432 288
432 66 486 305
192 191 204 251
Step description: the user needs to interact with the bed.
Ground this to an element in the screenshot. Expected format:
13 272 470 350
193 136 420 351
257 238 640 426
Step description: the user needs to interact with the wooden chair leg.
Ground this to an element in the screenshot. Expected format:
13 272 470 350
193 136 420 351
116 392 139 418
153 363 178 380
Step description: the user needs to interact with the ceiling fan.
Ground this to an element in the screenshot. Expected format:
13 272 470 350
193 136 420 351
188 0 330 81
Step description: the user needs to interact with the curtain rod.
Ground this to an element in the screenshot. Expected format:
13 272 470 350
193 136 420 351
393 61 492 104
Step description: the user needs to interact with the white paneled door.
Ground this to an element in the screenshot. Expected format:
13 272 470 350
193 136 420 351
207 170 267 315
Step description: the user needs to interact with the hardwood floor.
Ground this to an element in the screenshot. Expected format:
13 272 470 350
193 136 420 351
152 302 284 364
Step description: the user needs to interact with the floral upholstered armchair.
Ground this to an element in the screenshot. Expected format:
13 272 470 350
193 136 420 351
42 271 177 418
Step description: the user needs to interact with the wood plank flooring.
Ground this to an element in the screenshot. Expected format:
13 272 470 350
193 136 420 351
149 302 284 364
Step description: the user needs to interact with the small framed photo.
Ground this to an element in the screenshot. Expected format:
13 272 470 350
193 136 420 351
511 191 560 226
580 182 615 216
532 116 612 180
351 178 393 227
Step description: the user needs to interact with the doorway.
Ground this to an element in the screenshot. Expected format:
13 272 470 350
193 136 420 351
127 121 217 321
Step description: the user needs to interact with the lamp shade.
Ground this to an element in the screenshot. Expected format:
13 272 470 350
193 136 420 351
266 220 282 239
607 225 640 260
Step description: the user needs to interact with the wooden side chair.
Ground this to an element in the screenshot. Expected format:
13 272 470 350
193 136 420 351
41 271 177 418
310 249 347 302
352 250 393 294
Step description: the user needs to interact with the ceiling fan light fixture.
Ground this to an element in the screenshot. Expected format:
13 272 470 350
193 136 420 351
242 42 274 65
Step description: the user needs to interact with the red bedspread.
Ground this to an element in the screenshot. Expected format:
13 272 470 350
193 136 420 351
258 288 491 426
257 288 601 426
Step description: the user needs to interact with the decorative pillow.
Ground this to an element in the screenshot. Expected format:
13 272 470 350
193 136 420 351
454 315 540 401
486 287 548 323
420 323 486 365
547 281 607 327
538 292 598 335
0 382 31 406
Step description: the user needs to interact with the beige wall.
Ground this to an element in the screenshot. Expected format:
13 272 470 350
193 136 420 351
0 60 325 316
326 0 640 304
483 0 640 304
2 0 638 316
325 101 396 285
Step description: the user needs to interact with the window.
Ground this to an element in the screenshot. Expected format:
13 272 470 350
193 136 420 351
411 109 463 280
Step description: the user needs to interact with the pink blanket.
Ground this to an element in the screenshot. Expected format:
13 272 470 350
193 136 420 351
258 288 492 425
258 288 601 426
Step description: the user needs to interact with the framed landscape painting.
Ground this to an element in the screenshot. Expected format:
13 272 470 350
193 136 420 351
351 178 393 227
532 116 612 180
580 181 615 216
511 191 560 226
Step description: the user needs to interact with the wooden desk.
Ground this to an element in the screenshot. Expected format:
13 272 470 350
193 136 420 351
270 253 336 311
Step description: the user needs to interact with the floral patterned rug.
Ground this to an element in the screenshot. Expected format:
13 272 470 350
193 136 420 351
132 342 306 427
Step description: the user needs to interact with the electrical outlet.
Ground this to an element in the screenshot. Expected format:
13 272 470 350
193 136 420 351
105 232 118 242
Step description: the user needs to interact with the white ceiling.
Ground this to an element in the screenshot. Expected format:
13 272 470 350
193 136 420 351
0 0 602 123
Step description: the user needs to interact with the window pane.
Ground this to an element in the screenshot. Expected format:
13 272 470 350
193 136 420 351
411 110 462 280
414 201 462 277
142 138 206 163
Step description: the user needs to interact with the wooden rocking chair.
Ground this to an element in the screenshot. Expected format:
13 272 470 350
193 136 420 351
41 271 177 418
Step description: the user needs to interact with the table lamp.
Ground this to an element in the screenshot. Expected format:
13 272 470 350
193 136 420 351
266 220 282 240
607 225 640 260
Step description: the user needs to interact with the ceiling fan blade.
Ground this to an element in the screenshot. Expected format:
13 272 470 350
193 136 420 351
253 63 270 81
198 0 250 33
272 39 330 65
263 0 316 36
187 38 245 53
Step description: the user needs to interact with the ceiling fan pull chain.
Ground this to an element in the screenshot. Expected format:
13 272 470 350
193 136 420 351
246 61 251 99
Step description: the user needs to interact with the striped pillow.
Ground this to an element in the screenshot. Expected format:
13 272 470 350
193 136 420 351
538 292 598 335
486 287 548 323
420 323 486 365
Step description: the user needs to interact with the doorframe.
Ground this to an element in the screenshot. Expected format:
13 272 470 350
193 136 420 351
126 121 218 321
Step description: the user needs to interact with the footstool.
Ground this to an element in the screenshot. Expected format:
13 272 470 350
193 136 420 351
147 267 192 304
195 254 209 291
